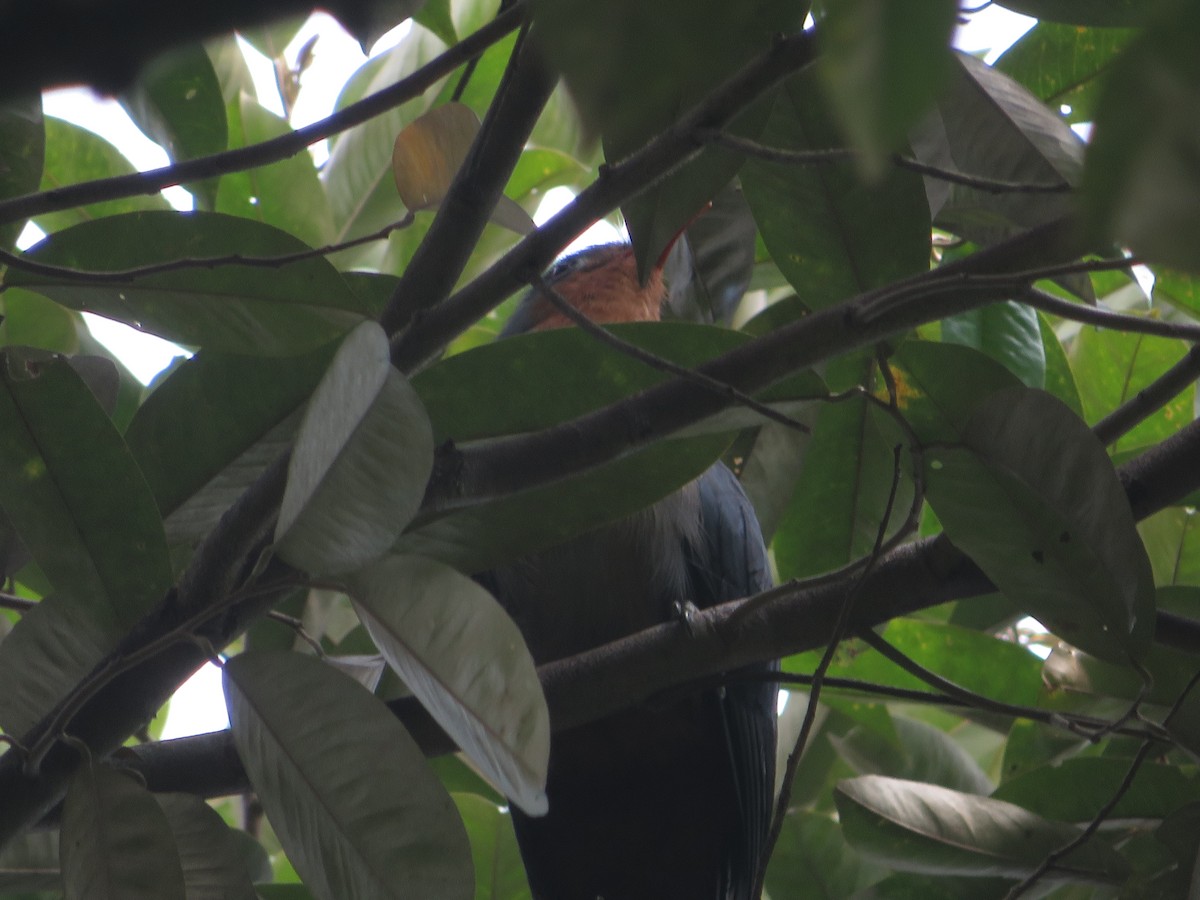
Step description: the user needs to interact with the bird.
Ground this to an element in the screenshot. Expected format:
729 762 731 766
482 240 778 900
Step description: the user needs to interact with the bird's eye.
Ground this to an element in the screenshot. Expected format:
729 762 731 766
545 259 573 280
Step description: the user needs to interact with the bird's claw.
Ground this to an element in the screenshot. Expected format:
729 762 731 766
673 599 707 638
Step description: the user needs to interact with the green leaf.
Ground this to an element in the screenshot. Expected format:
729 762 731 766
765 810 886 899
1038 312 1084 418
1041 624 1200 710
891 340 1024 445
994 21 1138 125
414 0 457 46
772 379 914 580
941 302 1046 390
0 94 43 250
661 181 758 325
155 793 259 900
390 102 534 234
117 43 227 207
924 387 1155 663
0 595 121 738
739 419 815 543
0 287 78 354
7 211 367 354
205 36 258 106
412 321 823 444
350 555 549 815
125 342 336 540
913 53 1084 247
323 32 445 265
275 322 434 575
452 794 531 900
835 775 1129 882
1153 267 1200 318
1163 677 1200 760
0 289 145 431
1068 324 1192 454
60 765 187 900
850 872 1042 899
237 15 308 61
224 651 473 900
341 0 429 52
786 619 1044 712
0 830 61 893
831 715 994 796
1138 509 1200 587
990 0 1155 26
817 0 957 176
396 434 731 574
216 93 335 248
533 0 805 277
742 70 931 309
35 118 172 235
0 349 171 625
431 757 504 806
503 148 589 216
1083 3 1200 271
992 759 1200 823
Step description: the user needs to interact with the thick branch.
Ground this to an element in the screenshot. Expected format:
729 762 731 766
417 217 1090 511
121 416 1200 799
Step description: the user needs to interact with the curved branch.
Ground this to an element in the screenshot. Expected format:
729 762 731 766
0 215 415 281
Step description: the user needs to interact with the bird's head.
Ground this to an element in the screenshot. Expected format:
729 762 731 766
501 242 667 336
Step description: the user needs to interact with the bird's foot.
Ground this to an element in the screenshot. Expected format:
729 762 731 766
672 599 708 638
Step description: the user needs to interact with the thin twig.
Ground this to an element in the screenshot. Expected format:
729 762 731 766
1004 667 1200 898
265 611 325 657
700 130 1072 194
530 272 811 435
854 256 1138 325
0 214 415 285
1021 286 1200 343
857 631 1169 744
757 442 906 895
1094 346 1200 446
0 592 36 613
22 576 298 775
756 670 1165 741
729 382 925 629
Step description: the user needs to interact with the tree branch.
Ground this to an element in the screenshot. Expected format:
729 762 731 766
113 415 1200 801
699 130 1073 194
389 30 822 370
0 215 415 282
1021 285 1200 342
1094 345 1200 446
417 216 1091 513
